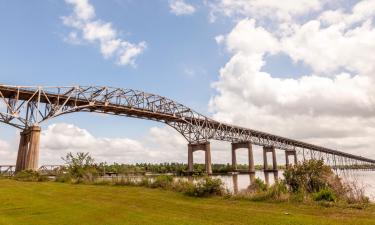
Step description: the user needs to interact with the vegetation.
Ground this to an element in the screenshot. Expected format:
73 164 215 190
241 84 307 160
94 162 283 176
13 170 48 182
283 159 369 205
0 179 374 225
54 153 370 206
59 152 99 183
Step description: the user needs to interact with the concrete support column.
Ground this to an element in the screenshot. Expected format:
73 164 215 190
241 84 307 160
231 141 254 173
249 173 256 184
232 174 238 194
25 126 41 170
272 147 277 171
263 147 268 171
15 126 41 172
188 145 193 173
204 142 212 175
285 150 298 167
15 131 27 172
231 143 237 171
247 143 255 173
264 171 270 185
273 171 279 182
263 146 277 172
187 142 212 175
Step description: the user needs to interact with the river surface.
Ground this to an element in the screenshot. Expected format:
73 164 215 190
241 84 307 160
213 170 375 201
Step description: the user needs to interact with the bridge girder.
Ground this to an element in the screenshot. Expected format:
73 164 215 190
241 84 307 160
0 84 375 166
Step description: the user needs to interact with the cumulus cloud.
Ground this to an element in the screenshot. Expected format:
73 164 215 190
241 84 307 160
210 1 375 159
39 123 187 164
62 0 146 66
169 0 196 16
208 0 327 22
0 139 17 164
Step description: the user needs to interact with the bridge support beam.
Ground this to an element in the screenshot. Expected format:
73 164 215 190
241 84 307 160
263 146 277 172
188 142 212 175
231 141 255 173
15 126 41 172
285 150 297 167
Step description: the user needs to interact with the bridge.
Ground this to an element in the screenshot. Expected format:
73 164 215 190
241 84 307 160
0 84 374 174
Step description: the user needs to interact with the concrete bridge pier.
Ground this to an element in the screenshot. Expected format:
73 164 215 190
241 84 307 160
285 150 298 167
263 146 277 172
15 126 41 172
188 142 212 175
231 141 255 173
232 174 238 194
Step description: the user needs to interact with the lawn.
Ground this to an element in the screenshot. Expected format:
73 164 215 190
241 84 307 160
0 178 374 225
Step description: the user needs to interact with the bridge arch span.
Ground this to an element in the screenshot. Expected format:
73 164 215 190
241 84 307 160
0 85 374 174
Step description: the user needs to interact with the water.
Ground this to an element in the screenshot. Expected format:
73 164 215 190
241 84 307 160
213 170 375 201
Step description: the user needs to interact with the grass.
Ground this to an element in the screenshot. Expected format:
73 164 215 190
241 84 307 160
0 179 374 225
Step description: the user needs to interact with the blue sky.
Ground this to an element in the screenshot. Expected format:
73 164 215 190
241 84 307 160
1 0 375 164
0 0 233 138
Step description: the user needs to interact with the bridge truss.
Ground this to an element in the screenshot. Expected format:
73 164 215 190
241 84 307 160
0 85 374 170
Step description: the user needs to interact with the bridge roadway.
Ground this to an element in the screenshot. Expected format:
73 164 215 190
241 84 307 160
0 85 374 174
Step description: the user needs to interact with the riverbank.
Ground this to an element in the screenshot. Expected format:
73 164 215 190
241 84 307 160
0 179 374 225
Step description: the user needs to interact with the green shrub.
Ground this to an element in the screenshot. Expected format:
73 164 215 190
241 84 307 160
284 159 334 193
248 178 267 192
246 181 289 202
171 179 193 193
290 189 308 202
313 188 336 202
61 152 99 183
113 177 129 186
184 177 224 197
55 173 72 183
150 175 174 189
14 170 48 182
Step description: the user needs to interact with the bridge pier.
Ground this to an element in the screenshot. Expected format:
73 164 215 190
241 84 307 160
231 141 255 173
188 142 212 175
263 146 277 172
285 150 297 167
15 126 41 172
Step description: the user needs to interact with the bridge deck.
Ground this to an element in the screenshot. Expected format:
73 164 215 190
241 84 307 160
1 85 374 164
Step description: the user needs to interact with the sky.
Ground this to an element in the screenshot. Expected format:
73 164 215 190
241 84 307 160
1 0 375 166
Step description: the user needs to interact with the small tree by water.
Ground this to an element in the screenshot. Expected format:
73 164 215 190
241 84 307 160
283 159 369 204
59 152 99 183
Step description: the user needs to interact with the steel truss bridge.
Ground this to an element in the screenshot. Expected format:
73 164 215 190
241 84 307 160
0 85 374 174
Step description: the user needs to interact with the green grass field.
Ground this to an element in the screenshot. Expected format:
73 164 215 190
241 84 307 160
0 179 374 225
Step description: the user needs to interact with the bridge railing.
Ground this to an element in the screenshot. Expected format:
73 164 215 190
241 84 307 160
0 165 16 176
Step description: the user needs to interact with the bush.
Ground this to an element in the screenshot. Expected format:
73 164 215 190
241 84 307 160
61 152 99 183
248 178 267 192
284 159 333 193
184 177 224 197
14 170 48 182
55 173 72 183
243 181 289 202
150 175 174 189
313 188 336 202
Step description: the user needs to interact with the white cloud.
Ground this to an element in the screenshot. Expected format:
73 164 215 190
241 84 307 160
209 0 327 22
318 0 375 27
210 1 375 160
0 139 17 164
39 123 186 164
169 0 196 16
62 0 146 66
282 20 375 74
